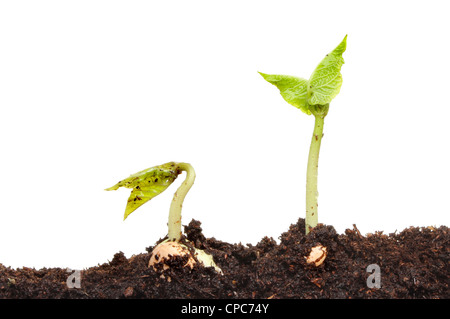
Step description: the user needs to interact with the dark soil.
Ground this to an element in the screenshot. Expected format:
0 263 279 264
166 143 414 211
0 219 448 299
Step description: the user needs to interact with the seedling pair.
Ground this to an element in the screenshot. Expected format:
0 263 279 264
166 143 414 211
106 35 347 271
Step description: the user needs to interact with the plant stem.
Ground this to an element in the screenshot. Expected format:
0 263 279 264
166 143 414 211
305 110 326 234
167 162 196 242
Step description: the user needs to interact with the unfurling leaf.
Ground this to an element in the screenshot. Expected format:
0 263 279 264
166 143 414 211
308 35 347 106
105 162 181 220
258 72 310 115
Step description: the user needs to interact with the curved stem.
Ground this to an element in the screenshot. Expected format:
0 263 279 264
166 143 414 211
305 114 325 234
167 162 196 242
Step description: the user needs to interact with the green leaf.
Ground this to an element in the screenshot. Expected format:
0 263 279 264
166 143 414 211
258 72 310 115
105 162 181 220
308 35 347 106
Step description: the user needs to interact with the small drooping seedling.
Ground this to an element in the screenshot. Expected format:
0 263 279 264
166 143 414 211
106 162 194 242
106 162 221 273
259 35 347 234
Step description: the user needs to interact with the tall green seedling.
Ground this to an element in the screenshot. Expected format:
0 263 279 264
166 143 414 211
259 35 347 234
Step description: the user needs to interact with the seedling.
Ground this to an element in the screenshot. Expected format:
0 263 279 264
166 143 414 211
106 162 222 273
259 35 347 234
106 162 193 241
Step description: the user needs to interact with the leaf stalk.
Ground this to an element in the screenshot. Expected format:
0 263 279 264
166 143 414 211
305 104 328 234
168 162 196 241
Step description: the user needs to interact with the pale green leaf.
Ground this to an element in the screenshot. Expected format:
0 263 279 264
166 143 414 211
105 162 181 220
259 72 310 115
308 35 347 106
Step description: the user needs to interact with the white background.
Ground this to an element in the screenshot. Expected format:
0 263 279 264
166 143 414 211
1 0 449 270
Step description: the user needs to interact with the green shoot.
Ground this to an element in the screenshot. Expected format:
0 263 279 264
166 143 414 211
105 162 195 242
259 35 347 234
106 162 222 274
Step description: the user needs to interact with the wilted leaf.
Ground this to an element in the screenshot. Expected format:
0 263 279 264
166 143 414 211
105 162 181 220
